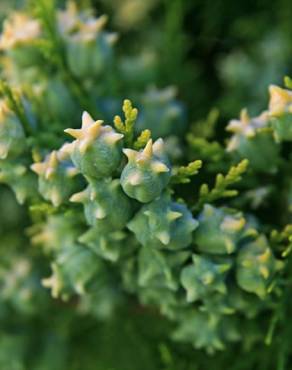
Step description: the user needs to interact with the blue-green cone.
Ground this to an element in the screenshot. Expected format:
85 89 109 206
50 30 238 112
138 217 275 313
121 138 171 203
136 86 187 139
66 34 114 79
268 85 292 141
42 244 102 299
173 310 240 354
62 13 116 79
226 109 279 173
236 235 283 298
40 79 77 122
31 150 79 207
79 227 134 262
0 12 42 68
64 111 124 178
0 161 37 204
138 246 177 291
30 211 83 253
127 192 198 250
194 204 246 255
70 178 133 230
181 254 231 303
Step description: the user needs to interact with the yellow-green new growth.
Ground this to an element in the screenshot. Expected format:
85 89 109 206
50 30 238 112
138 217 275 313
171 160 202 184
114 99 138 146
133 129 151 150
270 224 292 258
187 134 225 164
196 159 249 209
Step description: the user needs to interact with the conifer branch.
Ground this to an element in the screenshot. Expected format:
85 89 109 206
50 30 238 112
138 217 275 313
114 99 138 146
194 159 249 210
171 160 202 184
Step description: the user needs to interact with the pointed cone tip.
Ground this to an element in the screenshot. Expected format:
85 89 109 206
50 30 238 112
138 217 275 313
167 211 182 221
152 161 169 173
156 231 170 245
64 128 82 139
95 207 107 219
104 132 124 145
153 138 164 155
143 139 153 158
123 148 137 161
30 162 44 175
82 111 94 128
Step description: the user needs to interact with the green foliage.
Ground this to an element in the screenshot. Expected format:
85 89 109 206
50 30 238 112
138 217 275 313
171 160 202 184
196 159 249 209
1 1 292 370
133 129 152 150
114 99 138 146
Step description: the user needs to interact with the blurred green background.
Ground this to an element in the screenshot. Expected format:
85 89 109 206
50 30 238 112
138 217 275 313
2 0 292 121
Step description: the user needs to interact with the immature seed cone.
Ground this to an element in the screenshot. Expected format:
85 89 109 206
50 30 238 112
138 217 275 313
226 109 279 173
173 310 240 354
58 4 115 79
31 150 79 207
42 244 103 299
70 178 134 231
0 161 36 204
194 204 246 255
64 111 123 178
79 228 131 263
136 86 187 139
121 138 171 203
181 254 231 303
268 85 292 141
236 235 282 298
127 192 198 250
